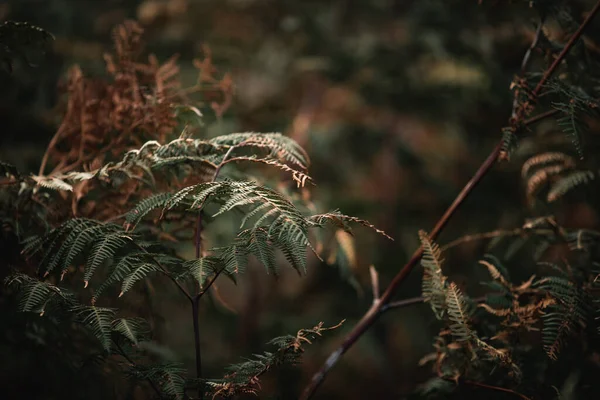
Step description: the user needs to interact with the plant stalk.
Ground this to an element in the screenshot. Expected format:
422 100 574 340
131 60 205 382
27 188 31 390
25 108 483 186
190 145 236 399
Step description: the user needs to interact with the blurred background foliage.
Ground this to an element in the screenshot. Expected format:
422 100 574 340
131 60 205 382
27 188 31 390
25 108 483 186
2 0 600 398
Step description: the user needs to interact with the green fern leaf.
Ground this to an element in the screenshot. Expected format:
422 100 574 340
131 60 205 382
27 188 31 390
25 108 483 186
419 230 447 319
446 282 475 343
309 210 393 240
5 273 74 315
112 317 149 344
119 262 161 297
84 233 131 287
547 170 595 202
125 192 173 228
72 305 116 352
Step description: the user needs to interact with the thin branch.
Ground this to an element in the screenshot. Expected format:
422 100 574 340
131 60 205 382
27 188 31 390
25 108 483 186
191 144 236 400
131 241 194 303
439 227 556 252
512 15 546 120
192 297 203 400
299 3 600 398
531 0 600 99
197 265 227 300
523 108 560 126
114 340 162 398
380 296 424 312
381 295 487 313
459 379 532 400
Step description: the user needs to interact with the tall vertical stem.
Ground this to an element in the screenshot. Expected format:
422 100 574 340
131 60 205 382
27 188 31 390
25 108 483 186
192 296 203 399
190 145 235 399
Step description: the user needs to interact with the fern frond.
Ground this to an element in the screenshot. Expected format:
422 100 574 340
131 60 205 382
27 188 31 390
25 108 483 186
177 256 234 288
72 305 117 352
209 132 310 169
91 253 147 303
547 170 595 202
119 262 161 297
521 152 576 178
499 128 518 161
480 254 511 282
224 156 313 187
534 276 589 360
4 273 75 315
419 230 447 319
236 228 278 274
206 321 341 399
84 232 131 287
128 363 186 400
32 176 73 192
566 229 600 252
553 101 588 159
525 164 571 203
125 192 173 228
112 317 150 344
309 211 393 240
446 282 476 343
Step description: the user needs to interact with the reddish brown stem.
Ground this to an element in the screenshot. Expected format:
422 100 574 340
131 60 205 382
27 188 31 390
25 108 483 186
523 109 559 126
531 0 600 98
300 143 502 400
458 379 532 400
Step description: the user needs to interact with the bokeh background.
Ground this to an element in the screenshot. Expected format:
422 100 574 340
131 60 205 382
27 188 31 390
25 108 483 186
2 0 599 398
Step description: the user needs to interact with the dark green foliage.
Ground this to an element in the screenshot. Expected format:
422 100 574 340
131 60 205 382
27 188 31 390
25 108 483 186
0 21 53 73
127 363 187 400
205 322 341 398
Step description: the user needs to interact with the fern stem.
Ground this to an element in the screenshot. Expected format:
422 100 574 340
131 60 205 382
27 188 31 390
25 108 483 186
131 242 194 303
195 212 203 259
523 109 559 126
531 0 600 99
192 297 204 399
190 145 236 400
114 340 162 398
299 4 600 398
455 379 532 400
381 295 487 313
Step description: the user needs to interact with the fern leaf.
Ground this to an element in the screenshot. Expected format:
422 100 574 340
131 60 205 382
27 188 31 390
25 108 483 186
5 273 74 315
554 101 586 159
499 128 518 161
479 256 510 287
84 233 131 286
125 192 173 228
446 282 475 343
129 363 186 400
209 132 310 169
521 152 576 179
224 156 313 187
32 176 73 192
72 305 116 352
178 256 228 288
535 276 589 360
309 211 393 240
119 263 161 297
525 164 571 203
91 253 144 303
419 230 447 319
112 317 149 344
547 170 595 202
